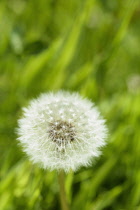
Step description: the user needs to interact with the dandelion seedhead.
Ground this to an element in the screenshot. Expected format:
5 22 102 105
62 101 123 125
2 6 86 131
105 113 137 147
17 91 107 172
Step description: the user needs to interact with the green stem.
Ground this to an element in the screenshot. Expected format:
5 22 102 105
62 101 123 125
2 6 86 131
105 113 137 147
58 171 70 210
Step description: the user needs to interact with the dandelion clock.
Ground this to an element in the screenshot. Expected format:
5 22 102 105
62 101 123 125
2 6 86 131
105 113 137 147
17 91 108 210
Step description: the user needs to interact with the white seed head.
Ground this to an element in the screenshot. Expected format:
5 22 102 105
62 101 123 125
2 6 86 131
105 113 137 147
17 91 108 172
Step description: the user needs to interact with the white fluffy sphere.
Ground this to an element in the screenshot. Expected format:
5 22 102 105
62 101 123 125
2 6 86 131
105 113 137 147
17 91 107 172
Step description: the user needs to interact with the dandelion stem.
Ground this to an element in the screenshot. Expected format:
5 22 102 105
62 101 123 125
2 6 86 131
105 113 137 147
58 170 70 210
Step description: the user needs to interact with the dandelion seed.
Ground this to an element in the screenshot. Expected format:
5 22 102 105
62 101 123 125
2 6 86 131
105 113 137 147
17 91 108 172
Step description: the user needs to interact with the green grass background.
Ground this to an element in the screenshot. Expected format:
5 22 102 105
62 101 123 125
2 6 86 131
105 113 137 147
0 0 140 209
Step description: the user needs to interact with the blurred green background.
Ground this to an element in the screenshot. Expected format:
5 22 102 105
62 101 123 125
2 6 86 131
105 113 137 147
0 0 140 209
